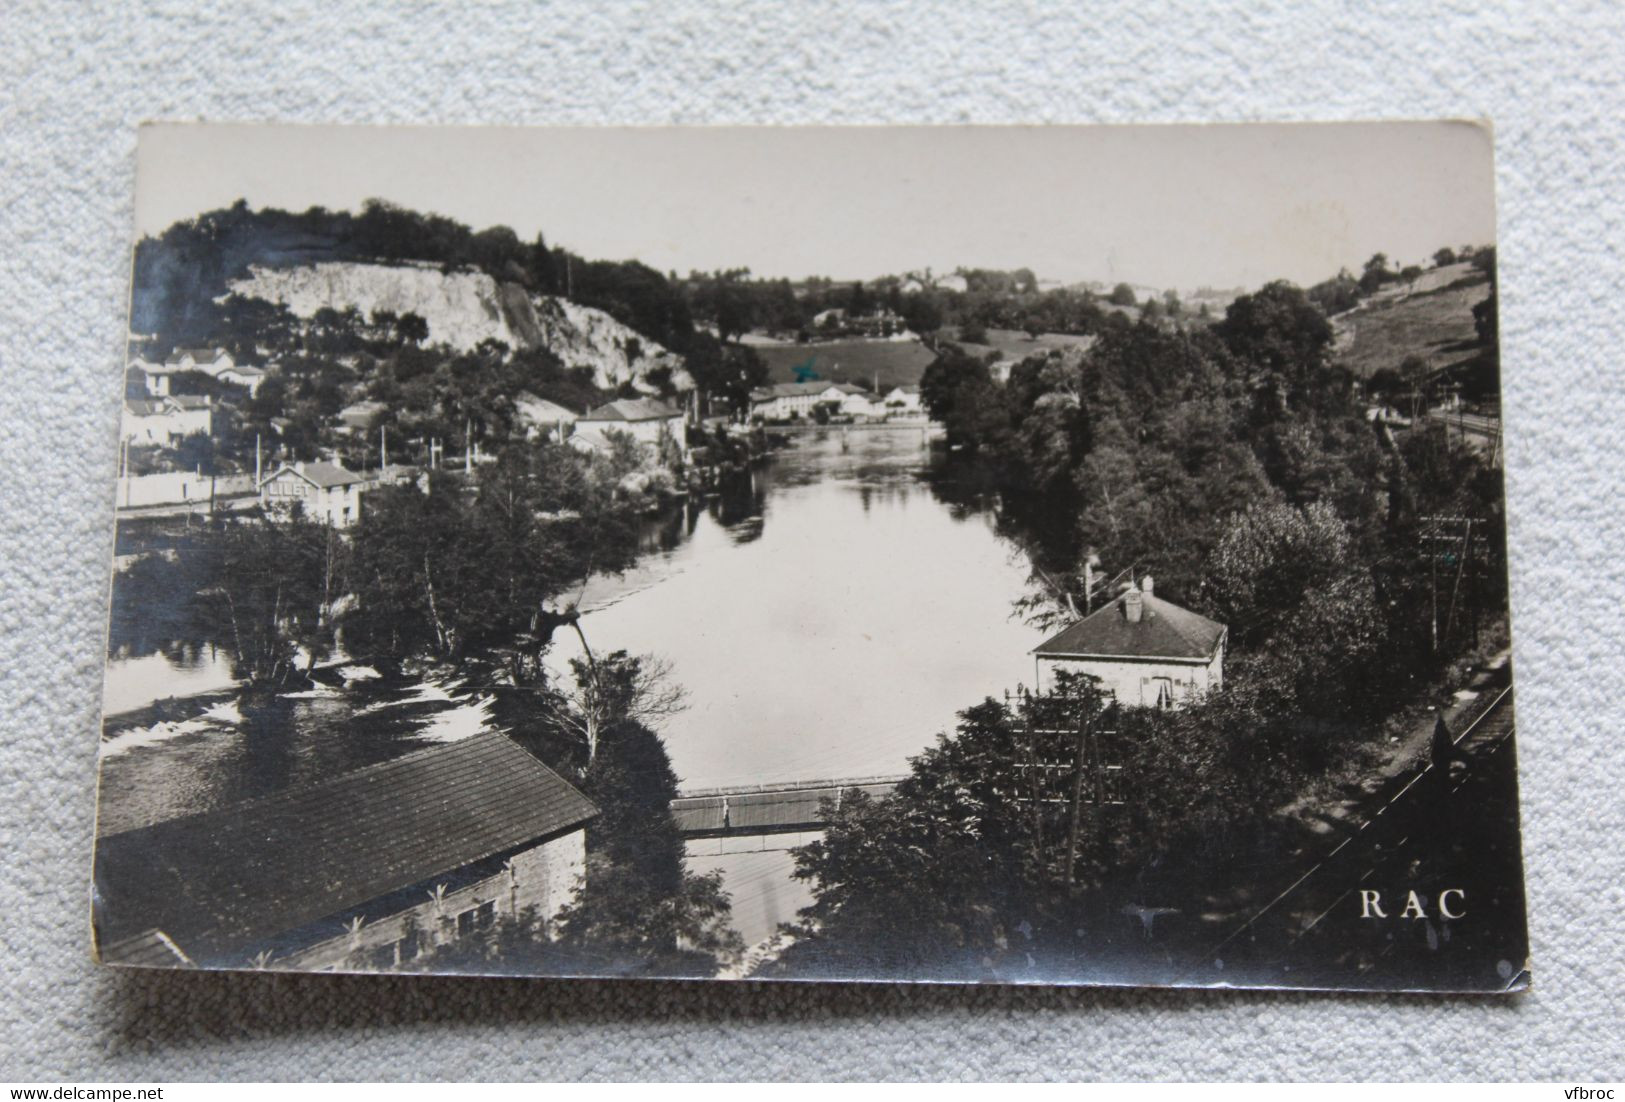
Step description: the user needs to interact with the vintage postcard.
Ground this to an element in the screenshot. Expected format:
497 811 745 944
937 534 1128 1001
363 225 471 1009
92 123 1527 992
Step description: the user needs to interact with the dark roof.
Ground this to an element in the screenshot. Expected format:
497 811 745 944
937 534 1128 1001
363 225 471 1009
93 731 597 960
1033 589 1226 662
580 398 681 423
261 461 365 490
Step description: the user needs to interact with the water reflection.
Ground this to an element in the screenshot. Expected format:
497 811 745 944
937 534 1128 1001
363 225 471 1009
552 430 1042 791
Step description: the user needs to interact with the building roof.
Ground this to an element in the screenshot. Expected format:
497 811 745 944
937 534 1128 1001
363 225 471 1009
220 364 266 377
514 391 580 423
579 398 681 423
165 346 230 365
93 731 598 961
259 461 366 490
1033 588 1226 662
749 381 851 402
124 396 209 416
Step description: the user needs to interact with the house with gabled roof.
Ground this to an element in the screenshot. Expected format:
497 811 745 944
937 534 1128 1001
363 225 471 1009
93 731 598 971
164 346 235 376
1031 576 1226 709
257 459 369 527
514 391 580 442
121 395 212 445
572 398 685 454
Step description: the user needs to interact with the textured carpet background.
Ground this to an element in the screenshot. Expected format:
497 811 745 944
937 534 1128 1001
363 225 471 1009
3 0 1621 1081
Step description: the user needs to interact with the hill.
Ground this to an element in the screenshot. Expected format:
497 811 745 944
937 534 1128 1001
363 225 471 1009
1331 262 1491 380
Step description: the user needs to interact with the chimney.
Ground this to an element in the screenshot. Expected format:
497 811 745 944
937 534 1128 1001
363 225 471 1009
1140 574 1154 597
1123 588 1144 623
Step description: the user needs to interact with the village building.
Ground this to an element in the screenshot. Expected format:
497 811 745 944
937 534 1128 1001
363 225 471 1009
164 346 236 376
883 384 924 417
838 387 886 420
572 398 685 453
337 399 388 434
256 459 369 527
93 731 597 971
215 362 268 396
121 395 212 445
514 391 580 442
1030 577 1226 709
747 381 873 421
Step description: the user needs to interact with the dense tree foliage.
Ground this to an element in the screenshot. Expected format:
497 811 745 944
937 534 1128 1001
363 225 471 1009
775 270 1508 975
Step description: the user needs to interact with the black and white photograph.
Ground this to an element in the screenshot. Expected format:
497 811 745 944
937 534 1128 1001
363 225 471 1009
91 122 1526 993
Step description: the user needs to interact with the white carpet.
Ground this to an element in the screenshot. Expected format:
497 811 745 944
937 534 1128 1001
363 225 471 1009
2 0 1621 1081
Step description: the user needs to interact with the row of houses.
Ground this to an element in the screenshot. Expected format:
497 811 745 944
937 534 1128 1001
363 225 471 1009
746 381 923 422
129 347 269 397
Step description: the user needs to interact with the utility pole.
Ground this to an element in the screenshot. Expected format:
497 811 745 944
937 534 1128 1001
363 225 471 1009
1064 708 1090 890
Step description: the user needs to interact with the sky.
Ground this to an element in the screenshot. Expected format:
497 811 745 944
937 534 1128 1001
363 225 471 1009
135 122 1495 292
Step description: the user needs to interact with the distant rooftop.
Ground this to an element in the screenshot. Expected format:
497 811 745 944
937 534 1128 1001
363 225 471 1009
580 398 682 423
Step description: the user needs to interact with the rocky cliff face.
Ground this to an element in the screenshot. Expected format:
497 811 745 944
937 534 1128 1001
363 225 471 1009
229 261 689 392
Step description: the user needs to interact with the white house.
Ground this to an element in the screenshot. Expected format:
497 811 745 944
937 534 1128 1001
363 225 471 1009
572 398 685 454
883 385 924 417
121 395 212 445
216 363 268 397
257 460 369 528
514 391 580 442
164 346 236 376
1030 577 1226 709
748 381 871 421
838 387 886 420
94 731 598 972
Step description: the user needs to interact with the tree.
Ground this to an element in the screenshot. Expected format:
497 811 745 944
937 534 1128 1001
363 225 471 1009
1109 283 1137 307
900 292 945 341
553 717 742 975
395 312 430 345
770 677 1111 981
545 649 689 764
1359 252 1391 294
195 513 344 689
1215 281 1333 396
1433 247 1457 268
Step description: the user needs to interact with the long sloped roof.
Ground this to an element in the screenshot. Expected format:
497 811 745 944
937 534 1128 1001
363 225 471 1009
1033 590 1226 661
580 398 681 423
93 731 597 960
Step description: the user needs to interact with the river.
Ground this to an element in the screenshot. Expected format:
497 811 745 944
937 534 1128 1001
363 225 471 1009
98 429 1044 950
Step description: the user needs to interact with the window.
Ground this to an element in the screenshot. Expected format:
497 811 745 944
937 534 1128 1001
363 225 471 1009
455 900 496 937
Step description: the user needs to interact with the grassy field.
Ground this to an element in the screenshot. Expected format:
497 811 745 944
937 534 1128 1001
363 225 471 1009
954 328 1097 363
752 339 938 390
1333 264 1491 379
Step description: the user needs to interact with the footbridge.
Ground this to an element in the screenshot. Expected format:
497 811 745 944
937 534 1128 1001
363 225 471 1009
671 775 906 848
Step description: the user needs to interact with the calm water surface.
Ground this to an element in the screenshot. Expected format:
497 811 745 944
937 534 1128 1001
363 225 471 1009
98 430 1044 946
